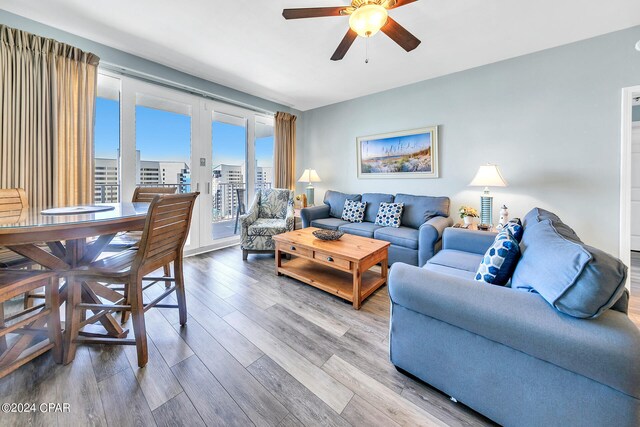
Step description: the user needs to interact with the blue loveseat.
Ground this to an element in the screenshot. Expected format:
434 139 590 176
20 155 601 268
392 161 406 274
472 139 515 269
300 190 452 266
388 208 640 427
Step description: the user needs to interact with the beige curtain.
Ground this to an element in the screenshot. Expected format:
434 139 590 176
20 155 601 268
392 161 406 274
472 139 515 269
274 112 297 190
0 25 99 208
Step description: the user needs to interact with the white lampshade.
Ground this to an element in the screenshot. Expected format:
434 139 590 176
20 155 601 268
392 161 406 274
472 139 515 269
469 164 507 188
297 169 321 183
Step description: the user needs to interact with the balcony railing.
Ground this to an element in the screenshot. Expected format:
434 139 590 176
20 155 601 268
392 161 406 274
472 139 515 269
212 182 272 223
94 183 192 203
95 184 120 203
95 182 272 227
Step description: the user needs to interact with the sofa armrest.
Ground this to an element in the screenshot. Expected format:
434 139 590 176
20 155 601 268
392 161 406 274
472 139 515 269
441 227 497 255
418 216 453 266
300 205 330 228
388 263 640 398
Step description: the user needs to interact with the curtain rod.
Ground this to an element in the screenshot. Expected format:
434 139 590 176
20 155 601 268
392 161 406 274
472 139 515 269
99 61 277 116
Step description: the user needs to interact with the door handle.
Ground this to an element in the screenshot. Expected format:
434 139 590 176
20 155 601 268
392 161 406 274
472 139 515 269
196 182 200 192
327 256 334 262
206 182 211 194
290 246 296 251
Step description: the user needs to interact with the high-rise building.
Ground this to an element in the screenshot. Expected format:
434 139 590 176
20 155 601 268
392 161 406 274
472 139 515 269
212 164 245 219
94 152 190 202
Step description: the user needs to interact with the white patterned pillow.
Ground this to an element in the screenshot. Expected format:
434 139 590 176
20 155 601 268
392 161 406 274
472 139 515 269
341 200 366 223
375 202 404 228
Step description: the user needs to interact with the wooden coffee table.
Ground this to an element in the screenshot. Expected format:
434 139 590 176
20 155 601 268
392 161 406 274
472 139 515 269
272 227 390 309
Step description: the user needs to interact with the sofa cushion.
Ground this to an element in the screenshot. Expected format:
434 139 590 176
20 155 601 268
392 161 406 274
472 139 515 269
428 249 484 272
475 229 521 286
341 199 366 223
374 226 418 249
361 193 395 223
512 219 627 319
248 218 288 236
394 194 450 229
375 202 404 228
338 222 382 238
523 207 579 241
323 190 361 219
422 262 477 281
311 217 350 231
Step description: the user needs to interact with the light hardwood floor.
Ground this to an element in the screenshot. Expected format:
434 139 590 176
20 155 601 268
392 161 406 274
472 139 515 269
0 246 497 427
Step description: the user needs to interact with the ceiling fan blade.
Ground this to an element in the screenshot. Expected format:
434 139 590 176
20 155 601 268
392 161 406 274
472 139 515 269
388 0 418 9
282 7 346 19
381 17 421 52
331 29 358 61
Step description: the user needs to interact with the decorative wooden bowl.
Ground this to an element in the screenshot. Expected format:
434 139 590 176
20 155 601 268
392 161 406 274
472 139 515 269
312 230 344 241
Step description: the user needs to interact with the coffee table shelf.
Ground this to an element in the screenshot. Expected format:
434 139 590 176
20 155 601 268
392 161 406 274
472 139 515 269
277 257 386 303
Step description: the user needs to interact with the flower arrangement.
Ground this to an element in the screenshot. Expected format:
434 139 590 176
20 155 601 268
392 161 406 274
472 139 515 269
459 206 479 219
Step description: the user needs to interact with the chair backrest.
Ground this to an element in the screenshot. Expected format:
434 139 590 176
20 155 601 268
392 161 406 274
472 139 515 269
134 192 199 275
0 188 28 212
0 188 28 223
132 186 178 203
257 188 294 219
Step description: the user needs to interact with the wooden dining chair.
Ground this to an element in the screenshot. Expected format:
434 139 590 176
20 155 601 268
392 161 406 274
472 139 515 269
132 186 178 203
64 192 199 367
0 270 62 378
0 189 32 269
108 186 178 278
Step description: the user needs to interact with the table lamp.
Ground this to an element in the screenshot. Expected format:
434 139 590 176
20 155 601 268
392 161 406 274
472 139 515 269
469 164 507 226
297 169 321 206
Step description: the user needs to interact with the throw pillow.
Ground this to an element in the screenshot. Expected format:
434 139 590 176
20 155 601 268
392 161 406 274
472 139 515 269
475 229 521 286
341 200 367 223
375 202 404 228
503 218 524 242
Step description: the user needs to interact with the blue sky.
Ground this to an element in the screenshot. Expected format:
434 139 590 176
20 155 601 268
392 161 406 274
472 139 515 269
361 133 431 160
95 97 274 168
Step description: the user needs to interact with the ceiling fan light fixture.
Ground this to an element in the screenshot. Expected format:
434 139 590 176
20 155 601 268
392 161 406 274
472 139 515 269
349 4 388 38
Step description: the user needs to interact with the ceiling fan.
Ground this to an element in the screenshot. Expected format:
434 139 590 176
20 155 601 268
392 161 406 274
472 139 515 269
283 0 421 61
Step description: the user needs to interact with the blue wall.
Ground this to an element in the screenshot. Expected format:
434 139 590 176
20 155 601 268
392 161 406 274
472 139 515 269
0 10 295 115
300 26 640 255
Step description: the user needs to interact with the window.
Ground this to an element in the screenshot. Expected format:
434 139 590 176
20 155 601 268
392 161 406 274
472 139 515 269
94 74 121 202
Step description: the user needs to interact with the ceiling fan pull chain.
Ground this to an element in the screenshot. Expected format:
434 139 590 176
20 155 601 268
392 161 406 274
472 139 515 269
365 37 370 64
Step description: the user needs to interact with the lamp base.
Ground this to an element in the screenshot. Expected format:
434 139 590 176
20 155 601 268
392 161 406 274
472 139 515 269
305 186 315 206
480 195 493 226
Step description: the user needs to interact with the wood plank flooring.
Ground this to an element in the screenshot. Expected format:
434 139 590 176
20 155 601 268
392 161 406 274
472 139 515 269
0 246 503 426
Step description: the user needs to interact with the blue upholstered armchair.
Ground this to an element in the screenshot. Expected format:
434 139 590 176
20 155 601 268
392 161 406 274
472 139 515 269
240 188 295 260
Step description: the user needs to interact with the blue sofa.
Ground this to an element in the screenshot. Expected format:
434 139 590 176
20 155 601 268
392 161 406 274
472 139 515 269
389 208 640 427
300 190 452 266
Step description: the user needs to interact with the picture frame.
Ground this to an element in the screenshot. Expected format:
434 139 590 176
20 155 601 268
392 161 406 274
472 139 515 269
356 126 439 179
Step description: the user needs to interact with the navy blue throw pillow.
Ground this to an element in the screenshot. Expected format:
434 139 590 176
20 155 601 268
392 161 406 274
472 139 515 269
503 219 524 242
475 229 521 286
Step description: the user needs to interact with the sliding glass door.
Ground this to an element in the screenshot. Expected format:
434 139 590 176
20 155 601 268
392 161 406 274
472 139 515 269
95 70 274 254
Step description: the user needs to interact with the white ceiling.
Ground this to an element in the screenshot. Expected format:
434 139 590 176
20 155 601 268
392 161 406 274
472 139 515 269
2 0 640 111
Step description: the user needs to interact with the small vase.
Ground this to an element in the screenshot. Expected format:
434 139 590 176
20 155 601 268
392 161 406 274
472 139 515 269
463 216 474 226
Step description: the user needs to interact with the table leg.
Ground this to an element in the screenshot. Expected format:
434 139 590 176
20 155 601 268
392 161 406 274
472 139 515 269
275 244 283 276
352 264 362 310
381 254 389 284
62 274 82 364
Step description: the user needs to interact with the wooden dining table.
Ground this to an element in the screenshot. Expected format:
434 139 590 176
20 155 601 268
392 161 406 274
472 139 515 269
0 203 150 341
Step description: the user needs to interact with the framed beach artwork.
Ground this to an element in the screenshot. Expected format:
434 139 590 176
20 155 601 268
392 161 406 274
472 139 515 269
356 126 439 179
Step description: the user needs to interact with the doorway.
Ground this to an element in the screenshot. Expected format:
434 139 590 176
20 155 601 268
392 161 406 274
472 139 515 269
619 85 640 294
